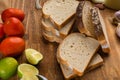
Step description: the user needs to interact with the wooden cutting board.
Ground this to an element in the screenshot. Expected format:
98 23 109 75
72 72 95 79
1 0 120 80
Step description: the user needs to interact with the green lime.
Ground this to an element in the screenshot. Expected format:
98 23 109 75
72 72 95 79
20 75 39 80
17 63 39 78
0 57 18 80
25 48 43 65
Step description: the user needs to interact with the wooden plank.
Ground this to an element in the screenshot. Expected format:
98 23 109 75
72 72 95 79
0 0 120 80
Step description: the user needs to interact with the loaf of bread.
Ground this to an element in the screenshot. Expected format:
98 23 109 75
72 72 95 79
42 0 79 29
57 33 100 76
91 7 110 53
58 53 103 79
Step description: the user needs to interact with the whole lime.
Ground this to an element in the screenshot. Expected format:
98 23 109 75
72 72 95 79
0 57 18 80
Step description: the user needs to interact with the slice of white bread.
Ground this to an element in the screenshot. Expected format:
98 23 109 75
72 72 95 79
59 18 75 38
57 33 100 76
58 53 103 79
76 1 96 38
42 0 79 29
91 7 110 53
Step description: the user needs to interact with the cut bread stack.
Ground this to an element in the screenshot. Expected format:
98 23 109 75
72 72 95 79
41 0 79 43
57 33 103 79
56 1 109 79
41 0 109 80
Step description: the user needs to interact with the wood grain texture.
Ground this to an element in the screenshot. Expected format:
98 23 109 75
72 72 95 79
1 0 120 80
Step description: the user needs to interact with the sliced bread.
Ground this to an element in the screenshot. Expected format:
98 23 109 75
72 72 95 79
42 17 75 39
42 0 79 29
91 7 110 53
58 53 103 79
41 18 57 32
57 33 100 76
59 18 75 38
42 30 62 43
76 1 96 38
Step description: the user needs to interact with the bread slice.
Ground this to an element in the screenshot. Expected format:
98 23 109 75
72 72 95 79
42 30 62 43
91 7 110 53
58 53 103 79
42 0 79 29
57 33 100 76
41 18 57 32
42 17 75 39
76 1 96 38
59 18 75 38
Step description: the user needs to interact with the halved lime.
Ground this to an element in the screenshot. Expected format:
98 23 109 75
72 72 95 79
20 75 39 80
25 48 43 65
17 63 39 78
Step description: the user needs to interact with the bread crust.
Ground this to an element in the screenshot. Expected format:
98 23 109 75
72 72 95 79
76 1 87 34
42 30 62 43
91 7 110 53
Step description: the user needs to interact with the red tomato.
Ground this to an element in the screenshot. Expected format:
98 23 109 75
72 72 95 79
3 17 25 37
0 37 25 57
0 23 5 39
1 8 25 22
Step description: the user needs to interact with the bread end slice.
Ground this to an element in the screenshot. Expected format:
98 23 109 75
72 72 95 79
76 1 96 38
91 7 110 53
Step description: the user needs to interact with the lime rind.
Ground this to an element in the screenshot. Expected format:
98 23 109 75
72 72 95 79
20 75 39 80
17 63 39 78
25 48 43 65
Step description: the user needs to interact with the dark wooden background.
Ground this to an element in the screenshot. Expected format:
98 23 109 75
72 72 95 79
0 0 120 80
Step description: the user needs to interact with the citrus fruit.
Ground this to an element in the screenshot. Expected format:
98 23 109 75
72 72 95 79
0 57 18 80
17 63 39 78
25 48 43 65
20 75 39 80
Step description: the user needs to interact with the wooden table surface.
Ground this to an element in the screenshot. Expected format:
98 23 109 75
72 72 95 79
1 0 120 80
